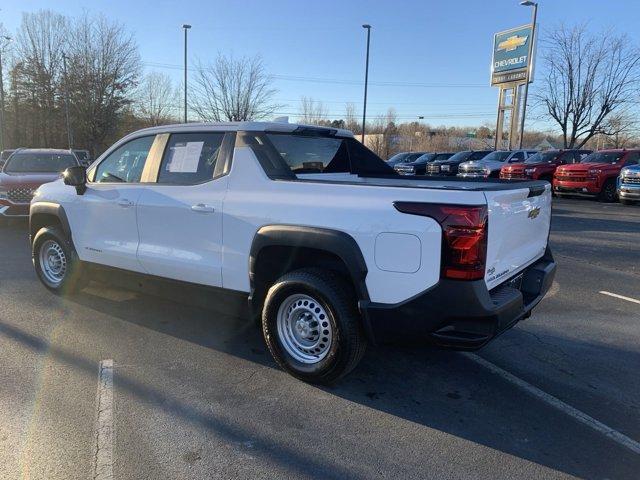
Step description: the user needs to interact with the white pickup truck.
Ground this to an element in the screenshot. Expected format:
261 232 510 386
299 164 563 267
29 121 556 383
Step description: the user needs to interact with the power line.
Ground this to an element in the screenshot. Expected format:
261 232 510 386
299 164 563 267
142 61 489 89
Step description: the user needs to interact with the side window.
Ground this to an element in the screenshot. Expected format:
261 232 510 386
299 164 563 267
94 136 155 183
157 132 225 184
623 152 640 166
510 151 525 161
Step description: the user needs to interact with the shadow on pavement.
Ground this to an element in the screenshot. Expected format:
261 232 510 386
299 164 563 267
32 283 640 479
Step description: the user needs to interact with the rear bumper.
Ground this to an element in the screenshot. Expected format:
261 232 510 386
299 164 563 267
360 248 556 349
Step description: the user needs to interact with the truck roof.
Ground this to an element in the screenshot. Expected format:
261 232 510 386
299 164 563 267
9 148 75 155
133 121 355 138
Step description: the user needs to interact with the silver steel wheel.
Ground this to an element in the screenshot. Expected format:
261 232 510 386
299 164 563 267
276 293 333 364
39 239 67 286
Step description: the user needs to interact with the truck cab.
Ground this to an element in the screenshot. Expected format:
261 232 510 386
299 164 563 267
554 149 640 202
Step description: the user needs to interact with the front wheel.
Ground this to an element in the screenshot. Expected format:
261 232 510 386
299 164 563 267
598 179 617 203
262 268 366 384
32 226 85 294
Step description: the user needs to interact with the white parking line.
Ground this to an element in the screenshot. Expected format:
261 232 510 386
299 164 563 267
463 353 640 455
599 291 640 305
94 359 114 480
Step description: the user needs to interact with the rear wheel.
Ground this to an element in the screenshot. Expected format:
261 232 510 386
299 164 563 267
262 268 366 384
32 226 84 294
598 179 617 203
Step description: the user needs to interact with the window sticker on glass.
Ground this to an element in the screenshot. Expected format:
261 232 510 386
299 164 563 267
166 141 204 173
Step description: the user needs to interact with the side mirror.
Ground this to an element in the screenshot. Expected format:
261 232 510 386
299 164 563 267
63 166 87 195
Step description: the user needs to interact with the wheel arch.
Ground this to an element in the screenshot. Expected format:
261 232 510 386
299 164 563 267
249 225 370 311
30 202 73 246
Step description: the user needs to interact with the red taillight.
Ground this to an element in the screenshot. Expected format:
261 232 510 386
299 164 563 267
393 202 488 280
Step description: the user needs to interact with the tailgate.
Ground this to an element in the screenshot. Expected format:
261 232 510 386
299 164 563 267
483 184 552 290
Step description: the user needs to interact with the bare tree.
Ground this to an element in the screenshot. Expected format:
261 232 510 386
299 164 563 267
191 54 279 121
298 96 327 125
344 102 360 134
14 10 69 146
66 12 141 154
136 71 178 126
600 111 638 148
536 24 640 148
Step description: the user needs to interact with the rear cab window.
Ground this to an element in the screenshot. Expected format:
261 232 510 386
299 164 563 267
251 130 394 178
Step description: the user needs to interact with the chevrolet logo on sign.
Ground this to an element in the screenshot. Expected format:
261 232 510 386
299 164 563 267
528 207 541 219
497 35 528 52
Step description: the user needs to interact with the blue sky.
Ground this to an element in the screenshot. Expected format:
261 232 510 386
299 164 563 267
2 0 640 129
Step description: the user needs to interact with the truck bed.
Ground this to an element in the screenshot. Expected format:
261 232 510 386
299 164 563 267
295 172 549 193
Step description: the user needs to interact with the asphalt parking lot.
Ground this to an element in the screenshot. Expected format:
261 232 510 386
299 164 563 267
0 198 639 480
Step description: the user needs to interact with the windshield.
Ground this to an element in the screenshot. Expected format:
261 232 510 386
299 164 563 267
4 152 77 173
479 151 511 162
525 151 559 164
387 153 409 163
438 151 471 163
581 151 624 164
414 153 437 164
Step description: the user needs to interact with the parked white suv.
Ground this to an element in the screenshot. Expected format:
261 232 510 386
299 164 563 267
30 122 556 383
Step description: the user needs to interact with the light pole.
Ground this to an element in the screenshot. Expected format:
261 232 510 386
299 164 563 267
0 35 11 152
61 52 73 149
361 24 371 143
182 24 191 124
409 116 424 152
518 0 538 149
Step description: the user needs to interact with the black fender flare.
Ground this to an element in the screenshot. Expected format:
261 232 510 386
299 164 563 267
249 224 370 303
29 202 73 245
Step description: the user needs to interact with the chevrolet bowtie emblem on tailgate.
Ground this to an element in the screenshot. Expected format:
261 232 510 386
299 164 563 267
497 35 528 52
528 207 541 219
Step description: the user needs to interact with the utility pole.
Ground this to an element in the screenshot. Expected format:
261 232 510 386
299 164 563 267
518 1 538 149
61 52 73 149
361 24 371 143
0 35 11 152
182 24 191 124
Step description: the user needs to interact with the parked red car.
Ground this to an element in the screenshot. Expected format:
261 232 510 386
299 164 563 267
500 149 591 182
554 149 640 202
0 149 79 220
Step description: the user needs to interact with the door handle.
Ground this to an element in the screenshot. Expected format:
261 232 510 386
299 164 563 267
191 203 215 213
117 199 134 207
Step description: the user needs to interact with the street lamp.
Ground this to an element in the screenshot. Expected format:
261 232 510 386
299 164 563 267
182 24 192 124
361 24 371 143
410 116 424 152
518 0 538 149
61 52 73 149
0 35 11 152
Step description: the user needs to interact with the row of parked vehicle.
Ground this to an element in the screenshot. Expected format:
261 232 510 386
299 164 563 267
387 148 640 204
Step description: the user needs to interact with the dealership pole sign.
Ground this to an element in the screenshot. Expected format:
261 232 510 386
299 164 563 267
491 24 535 86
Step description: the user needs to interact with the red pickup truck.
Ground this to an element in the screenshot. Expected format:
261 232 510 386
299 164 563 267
554 149 640 202
500 149 591 182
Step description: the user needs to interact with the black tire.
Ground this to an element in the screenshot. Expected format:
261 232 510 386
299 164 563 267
598 179 617 203
262 268 366 384
32 226 85 295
